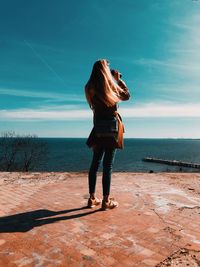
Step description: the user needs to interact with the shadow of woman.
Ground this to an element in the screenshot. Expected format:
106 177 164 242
0 206 101 233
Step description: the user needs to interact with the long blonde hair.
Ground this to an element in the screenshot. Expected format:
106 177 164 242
85 59 123 108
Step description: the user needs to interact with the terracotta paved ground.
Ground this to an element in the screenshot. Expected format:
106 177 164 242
0 172 200 267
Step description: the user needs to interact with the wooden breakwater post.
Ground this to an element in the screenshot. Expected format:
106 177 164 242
143 157 200 169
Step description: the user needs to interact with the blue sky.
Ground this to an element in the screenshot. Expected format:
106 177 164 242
0 0 200 138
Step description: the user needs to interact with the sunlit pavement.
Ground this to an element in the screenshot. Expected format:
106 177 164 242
0 172 200 267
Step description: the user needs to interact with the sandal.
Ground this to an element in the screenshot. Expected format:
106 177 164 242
101 198 119 211
87 197 102 208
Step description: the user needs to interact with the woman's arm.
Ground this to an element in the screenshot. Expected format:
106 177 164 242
117 79 130 101
111 70 130 101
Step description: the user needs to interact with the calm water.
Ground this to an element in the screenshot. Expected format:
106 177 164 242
36 138 200 172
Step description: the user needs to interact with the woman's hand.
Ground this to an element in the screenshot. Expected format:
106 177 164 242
112 70 122 82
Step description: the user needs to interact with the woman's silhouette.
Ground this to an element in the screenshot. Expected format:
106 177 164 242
85 59 130 210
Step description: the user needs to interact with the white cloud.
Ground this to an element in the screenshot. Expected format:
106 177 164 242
0 103 200 121
0 108 91 121
0 87 85 102
134 13 200 81
119 103 200 118
134 58 200 73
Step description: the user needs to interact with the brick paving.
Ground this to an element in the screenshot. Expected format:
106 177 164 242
0 172 200 267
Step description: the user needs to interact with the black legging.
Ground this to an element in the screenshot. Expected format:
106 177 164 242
88 147 116 196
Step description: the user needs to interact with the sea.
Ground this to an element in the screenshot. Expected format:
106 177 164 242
36 138 200 173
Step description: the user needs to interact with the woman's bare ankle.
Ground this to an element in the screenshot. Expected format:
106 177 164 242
90 193 95 199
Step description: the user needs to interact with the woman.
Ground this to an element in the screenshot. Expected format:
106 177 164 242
85 59 130 210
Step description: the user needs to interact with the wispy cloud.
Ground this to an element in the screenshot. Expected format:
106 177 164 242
119 103 200 118
0 87 85 102
1 103 200 121
0 108 91 121
134 58 200 73
134 13 200 80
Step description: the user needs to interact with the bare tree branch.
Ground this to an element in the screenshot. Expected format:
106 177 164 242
0 131 48 172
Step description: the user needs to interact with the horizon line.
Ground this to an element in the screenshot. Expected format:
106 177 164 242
25 136 200 140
